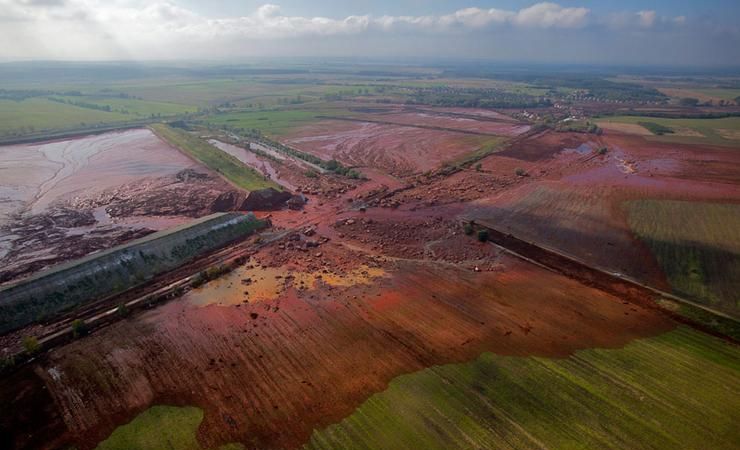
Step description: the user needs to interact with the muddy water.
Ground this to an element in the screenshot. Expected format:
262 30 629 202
0 129 203 266
208 140 297 191
186 263 387 306
0 129 197 221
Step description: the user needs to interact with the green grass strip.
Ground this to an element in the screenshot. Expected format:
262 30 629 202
151 123 281 192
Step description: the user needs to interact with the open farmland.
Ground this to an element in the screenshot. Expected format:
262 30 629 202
112 79 331 106
306 327 740 450
203 109 331 137
597 116 740 146
657 87 740 104
48 95 194 117
0 98 132 137
626 200 740 315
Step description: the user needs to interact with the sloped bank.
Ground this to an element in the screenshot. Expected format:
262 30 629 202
0 212 267 335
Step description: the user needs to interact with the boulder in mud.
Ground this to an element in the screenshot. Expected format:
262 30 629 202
240 188 292 211
287 194 308 210
211 191 244 212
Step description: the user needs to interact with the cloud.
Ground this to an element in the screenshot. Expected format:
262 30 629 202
0 1 728 62
636 10 657 28
0 1 591 39
514 3 589 28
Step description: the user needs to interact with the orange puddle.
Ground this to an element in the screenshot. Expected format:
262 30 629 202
186 264 387 306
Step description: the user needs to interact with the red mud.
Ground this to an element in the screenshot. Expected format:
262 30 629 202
0 123 734 450
465 129 740 291
285 120 499 176
0 130 242 284
3 246 673 450
347 109 530 136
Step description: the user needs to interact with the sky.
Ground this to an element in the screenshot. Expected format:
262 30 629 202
1 1 739 66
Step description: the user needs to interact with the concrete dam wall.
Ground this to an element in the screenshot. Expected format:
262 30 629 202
0 212 266 334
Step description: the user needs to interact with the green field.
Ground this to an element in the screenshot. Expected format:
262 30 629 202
626 200 740 316
597 115 740 146
115 79 350 107
96 405 243 450
150 123 280 191
692 88 740 101
204 109 321 136
305 327 740 450
50 95 194 117
0 98 132 136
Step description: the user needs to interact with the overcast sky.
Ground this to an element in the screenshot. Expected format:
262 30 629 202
1 1 739 66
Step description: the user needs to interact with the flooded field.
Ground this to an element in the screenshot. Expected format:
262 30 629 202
286 121 499 176
187 263 386 306
0 129 196 221
0 129 239 283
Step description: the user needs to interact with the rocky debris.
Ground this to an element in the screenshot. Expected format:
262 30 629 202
241 188 292 211
386 172 517 207
211 191 245 213
303 226 316 237
0 225 153 284
333 215 502 263
1 171 239 285
287 194 308 210
72 173 235 218
294 174 358 200
36 207 96 229
256 233 384 276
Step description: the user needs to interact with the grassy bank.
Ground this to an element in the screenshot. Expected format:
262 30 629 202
150 123 280 191
305 327 740 450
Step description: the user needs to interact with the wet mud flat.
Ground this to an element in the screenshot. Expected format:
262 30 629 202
0 129 241 284
284 120 503 176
